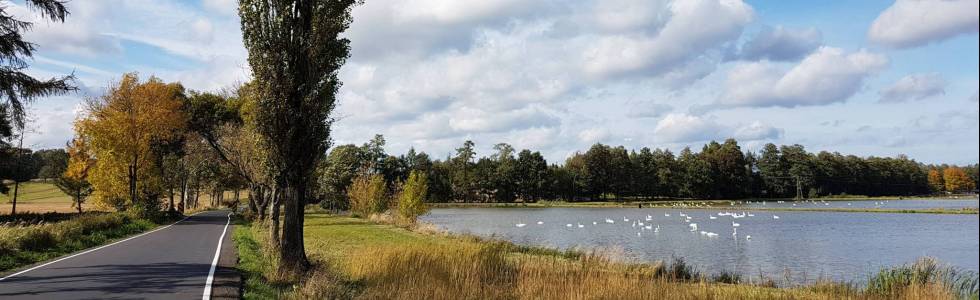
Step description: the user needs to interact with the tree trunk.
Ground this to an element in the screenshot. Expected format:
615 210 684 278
168 187 176 213
258 187 269 220
76 190 83 214
194 187 201 209
277 182 308 274
180 178 187 213
269 186 281 246
129 162 137 208
11 181 19 215
247 188 257 215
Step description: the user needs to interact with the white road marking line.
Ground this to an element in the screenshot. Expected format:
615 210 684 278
202 212 232 300
0 211 207 282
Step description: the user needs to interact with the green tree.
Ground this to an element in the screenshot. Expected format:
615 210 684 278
451 140 477 201
239 0 359 273
397 170 429 223
515 149 548 201
1 0 76 143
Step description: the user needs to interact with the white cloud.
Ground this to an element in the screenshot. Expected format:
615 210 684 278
878 73 947 103
9 1 122 58
592 0 670 32
868 0 979 49
719 47 888 108
627 103 673 118
582 0 752 78
738 26 822 61
578 128 611 144
202 0 238 15
733 121 783 141
653 114 725 143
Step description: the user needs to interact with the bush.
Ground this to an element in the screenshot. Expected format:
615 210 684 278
348 174 387 218
17 226 57 251
653 257 702 282
867 257 978 299
396 171 429 223
712 270 742 284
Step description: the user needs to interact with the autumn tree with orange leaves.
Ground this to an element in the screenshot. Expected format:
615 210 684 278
75 73 187 213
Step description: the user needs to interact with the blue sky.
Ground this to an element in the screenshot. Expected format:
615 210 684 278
9 0 979 165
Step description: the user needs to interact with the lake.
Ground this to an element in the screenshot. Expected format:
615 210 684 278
421 204 979 284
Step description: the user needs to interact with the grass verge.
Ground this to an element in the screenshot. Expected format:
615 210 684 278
235 212 977 299
0 212 175 272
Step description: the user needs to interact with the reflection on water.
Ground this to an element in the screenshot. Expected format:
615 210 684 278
422 204 979 284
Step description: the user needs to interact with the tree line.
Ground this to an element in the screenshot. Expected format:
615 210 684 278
314 137 977 208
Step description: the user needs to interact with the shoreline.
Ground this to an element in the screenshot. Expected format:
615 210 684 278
429 198 979 215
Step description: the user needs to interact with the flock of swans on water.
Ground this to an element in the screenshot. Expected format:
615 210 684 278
508 200 909 241
513 210 784 241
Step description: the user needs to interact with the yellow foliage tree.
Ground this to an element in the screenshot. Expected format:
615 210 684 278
927 169 945 193
54 137 96 213
76 73 187 211
943 167 975 194
348 174 387 218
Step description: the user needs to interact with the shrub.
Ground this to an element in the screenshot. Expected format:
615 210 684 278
867 257 978 299
348 174 387 218
396 171 429 223
653 257 702 282
17 226 57 251
712 270 742 284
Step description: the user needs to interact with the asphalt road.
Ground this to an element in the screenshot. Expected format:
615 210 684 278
0 210 239 300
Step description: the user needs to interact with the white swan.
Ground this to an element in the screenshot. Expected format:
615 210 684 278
516 223 526 228
536 221 544 225
772 215 779 219
732 221 740 227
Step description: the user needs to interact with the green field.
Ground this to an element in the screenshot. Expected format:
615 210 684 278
0 182 72 204
0 182 76 214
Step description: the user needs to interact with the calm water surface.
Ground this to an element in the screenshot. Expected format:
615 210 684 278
422 206 979 283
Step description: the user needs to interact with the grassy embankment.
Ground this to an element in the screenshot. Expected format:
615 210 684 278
0 212 157 272
234 211 977 299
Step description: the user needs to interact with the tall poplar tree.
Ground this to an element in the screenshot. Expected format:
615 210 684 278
239 0 358 273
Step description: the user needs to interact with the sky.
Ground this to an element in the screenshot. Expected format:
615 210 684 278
8 0 980 165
